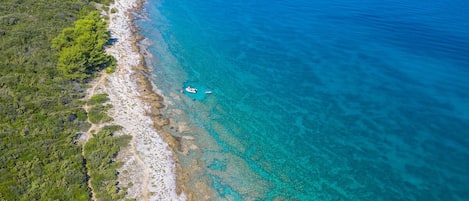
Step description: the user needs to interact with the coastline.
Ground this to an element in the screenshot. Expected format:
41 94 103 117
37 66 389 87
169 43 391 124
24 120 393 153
94 0 186 200
96 0 469 200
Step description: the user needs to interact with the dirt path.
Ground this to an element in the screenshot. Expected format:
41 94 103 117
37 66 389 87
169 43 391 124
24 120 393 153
81 72 108 201
81 71 152 201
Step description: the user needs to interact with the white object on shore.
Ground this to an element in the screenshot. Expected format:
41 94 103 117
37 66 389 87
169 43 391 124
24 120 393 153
185 86 197 94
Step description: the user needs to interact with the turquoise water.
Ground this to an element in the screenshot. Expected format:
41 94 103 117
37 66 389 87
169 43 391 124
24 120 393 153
136 0 469 200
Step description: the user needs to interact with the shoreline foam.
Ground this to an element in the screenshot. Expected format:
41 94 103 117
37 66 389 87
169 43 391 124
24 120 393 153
95 0 186 200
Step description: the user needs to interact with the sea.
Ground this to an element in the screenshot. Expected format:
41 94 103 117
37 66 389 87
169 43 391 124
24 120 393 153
135 0 469 200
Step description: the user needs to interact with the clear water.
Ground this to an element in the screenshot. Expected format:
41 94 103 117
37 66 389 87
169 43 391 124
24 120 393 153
136 0 469 200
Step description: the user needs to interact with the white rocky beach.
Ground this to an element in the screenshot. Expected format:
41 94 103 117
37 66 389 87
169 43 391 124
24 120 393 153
85 0 187 200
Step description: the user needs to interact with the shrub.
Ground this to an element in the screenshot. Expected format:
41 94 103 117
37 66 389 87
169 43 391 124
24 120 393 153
88 105 113 124
88 93 109 105
84 125 131 200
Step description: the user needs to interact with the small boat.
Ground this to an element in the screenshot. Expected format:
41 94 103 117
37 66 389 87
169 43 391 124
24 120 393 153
185 86 197 94
204 90 213 94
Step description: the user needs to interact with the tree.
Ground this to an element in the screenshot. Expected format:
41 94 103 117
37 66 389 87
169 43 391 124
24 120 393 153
52 11 115 81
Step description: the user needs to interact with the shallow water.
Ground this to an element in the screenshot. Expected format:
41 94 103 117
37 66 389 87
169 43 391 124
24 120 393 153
136 0 469 200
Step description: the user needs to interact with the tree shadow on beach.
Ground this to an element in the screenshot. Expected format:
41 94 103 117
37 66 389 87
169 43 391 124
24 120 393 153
107 37 119 46
107 31 119 46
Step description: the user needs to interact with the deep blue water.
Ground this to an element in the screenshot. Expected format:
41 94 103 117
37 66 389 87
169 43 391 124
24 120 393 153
136 0 469 200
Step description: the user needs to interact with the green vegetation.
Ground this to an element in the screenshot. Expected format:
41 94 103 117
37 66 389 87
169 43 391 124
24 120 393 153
0 0 130 200
105 62 117 74
85 126 131 200
88 104 113 124
87 94 113 124
88 93 110 105
52 11 116 81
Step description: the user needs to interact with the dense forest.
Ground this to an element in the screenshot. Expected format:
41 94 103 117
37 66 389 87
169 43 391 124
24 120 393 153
0 0 128 200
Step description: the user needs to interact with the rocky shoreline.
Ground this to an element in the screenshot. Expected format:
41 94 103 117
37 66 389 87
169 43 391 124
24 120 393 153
93 0 187 199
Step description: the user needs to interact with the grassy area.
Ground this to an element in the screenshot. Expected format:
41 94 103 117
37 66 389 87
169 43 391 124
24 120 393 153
88 105 113 124
0 0 130 200
88 93 110 105
87 94 113 124
85 125 131 200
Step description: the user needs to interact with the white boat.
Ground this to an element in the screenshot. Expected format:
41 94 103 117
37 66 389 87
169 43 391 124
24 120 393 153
204 90 213 94
185 86 197 94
